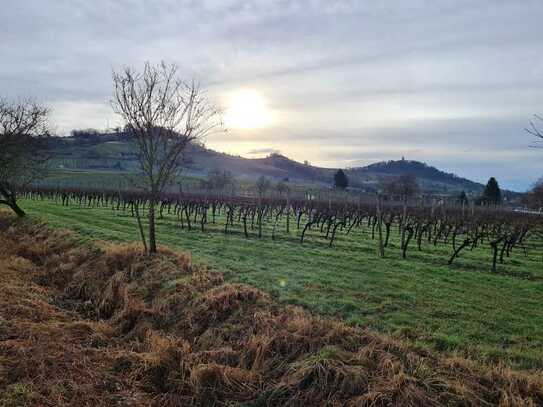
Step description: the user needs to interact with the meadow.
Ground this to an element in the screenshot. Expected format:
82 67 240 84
20 197 543 370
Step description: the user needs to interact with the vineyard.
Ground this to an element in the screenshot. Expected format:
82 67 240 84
2 214 543 405
16 186 543 369
22 185 543 273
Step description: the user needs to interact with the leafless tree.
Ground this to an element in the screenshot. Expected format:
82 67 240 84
522 177 543 210
201 168 236 194
0 98 50 217
380 174 420 200
275 180 289 196
112 62 223 254
525 114 543 147
524 116 542 209
255 176 271 199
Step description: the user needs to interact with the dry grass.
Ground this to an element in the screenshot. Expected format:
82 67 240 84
1 211 542 406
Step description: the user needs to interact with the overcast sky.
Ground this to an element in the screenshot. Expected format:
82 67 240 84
2 0 542 191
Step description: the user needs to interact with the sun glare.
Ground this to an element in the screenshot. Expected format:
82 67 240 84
224 90 273 129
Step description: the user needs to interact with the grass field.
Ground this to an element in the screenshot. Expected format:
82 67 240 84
36 169 203 190
38 167 331 196
20 198 543 370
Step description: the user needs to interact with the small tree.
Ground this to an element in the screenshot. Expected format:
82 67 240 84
334 169 349 189
458 190 468 206
202 169 235 193
112 62 222 254
522 178 543 209
0 99 50 217
480 177 502 205
275 180 289 196
256 176 271 198
380 174 420 200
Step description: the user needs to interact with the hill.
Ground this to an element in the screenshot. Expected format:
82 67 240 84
47 131 487 194
347 159 484 194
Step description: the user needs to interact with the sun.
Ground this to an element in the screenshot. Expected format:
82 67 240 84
224 90 273 130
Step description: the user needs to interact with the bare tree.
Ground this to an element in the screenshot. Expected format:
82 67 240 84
380 174 420 200
255 176 271 199
0 99 50 217
275 180 289 197
525 114 543 147
524 116 542 210
522 177 543 210
201 168 236 194
112 62 222 254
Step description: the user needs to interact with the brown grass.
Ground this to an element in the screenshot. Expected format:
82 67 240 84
1 211 542 406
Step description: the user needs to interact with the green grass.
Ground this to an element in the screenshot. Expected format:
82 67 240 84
19 198 543 370
36 169 131 189
36 169 204 190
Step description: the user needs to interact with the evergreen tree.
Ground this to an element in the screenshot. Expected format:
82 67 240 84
334 169 349 189
481 177 502 205
458 190 468 206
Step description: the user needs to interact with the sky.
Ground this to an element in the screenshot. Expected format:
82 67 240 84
1 0 542 191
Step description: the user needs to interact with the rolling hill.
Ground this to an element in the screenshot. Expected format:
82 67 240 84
47 131 487 194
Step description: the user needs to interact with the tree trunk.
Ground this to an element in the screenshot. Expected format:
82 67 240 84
257 207 263 238
448 239 472 265
490 236 505 273
0 187 26 218
401 226 414 259
148 200 157 254
286 193 290 234
384 221 391 247
400 197 407 249
134 202 148 254
0 197 26 217
10 200 26 217
376 196 385 258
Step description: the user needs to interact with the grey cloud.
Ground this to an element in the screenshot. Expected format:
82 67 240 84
1 0 542 191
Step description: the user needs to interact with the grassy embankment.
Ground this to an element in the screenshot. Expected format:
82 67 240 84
19 198 543 370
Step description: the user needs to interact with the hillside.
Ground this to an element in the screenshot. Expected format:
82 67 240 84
347 159 484 194
47 131 485 194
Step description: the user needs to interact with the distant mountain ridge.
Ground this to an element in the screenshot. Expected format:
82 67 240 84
47 131 488 195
